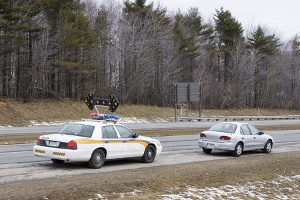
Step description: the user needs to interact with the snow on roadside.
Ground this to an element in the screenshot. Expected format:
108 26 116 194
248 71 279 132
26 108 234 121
120 189 142 198
29 117 153 126
91 175 300 200
160 175 300 200
1 116 169 127
119 117 150 123
29 120 69 127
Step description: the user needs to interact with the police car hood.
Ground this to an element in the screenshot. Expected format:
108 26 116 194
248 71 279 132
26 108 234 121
39 133 87 143
137 136 159 143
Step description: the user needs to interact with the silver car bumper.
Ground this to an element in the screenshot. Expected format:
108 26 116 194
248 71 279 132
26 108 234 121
198 140 236 151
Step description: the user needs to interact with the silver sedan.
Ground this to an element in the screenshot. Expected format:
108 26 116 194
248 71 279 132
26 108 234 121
198 122 274 157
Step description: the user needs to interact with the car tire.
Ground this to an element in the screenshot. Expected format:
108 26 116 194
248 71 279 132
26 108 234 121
233 143 243 157
203 148 212 154
88 149 106 169
141 145 156 163
51 159 65 164
262 140 272 153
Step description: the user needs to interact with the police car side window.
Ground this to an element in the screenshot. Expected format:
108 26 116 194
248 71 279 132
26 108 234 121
102 126 118 139
115 126 134 138
240 125 251 135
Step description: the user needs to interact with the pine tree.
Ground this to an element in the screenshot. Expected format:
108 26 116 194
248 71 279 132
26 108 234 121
58 7 97 100
18 0 45 102
0 0 24 97
214 7 243 84
0 0 45 101
173 8 214 82
248 26 280 56
42 0 96 100
123 0 153 18
93 6 112 89
248 26 281 108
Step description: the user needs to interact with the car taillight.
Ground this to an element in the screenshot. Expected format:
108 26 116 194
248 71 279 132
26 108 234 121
220 136 231 140
200 133 206 138
67 140 77 150
37 138 40 145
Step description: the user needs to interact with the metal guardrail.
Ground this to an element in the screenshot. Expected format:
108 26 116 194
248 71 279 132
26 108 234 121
178 115 300 122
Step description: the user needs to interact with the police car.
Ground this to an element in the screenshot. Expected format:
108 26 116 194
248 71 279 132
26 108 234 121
33 93 162 168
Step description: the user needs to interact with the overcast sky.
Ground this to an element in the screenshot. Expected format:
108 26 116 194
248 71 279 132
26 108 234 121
151 0 299 41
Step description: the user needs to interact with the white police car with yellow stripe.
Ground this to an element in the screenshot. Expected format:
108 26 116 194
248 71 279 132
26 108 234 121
33 120 162 168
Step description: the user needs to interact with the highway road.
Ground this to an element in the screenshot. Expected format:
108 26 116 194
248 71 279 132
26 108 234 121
1 130 300 165
0 129 300 184
1 119 300 136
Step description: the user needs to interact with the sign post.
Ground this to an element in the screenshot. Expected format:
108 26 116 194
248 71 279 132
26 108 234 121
175 83 202 122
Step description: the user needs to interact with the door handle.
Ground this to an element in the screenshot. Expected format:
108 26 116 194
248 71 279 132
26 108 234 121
242 137 244 139
254 137 256 139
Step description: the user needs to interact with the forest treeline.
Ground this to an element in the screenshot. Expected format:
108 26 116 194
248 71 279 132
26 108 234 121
0 0 300 109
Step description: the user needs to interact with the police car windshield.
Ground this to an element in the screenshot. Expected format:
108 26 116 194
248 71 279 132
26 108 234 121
209 123 237 133
59 123 95 138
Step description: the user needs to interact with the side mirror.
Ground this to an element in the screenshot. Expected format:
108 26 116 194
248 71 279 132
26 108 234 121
133 133 139 138
259 132 264 135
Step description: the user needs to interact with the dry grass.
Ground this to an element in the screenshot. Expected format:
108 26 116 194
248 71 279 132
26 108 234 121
0 98 300 127
201 108 300 117
0 152 299 200
0 98 174 126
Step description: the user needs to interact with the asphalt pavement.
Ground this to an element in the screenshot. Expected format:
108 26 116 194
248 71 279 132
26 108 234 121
1 130 300 165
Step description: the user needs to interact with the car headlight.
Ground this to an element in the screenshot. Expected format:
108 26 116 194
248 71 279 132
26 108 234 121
156 141 161 146
150 140 161 146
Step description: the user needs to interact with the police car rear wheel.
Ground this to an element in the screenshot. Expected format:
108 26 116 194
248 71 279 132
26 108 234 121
141 145 156 163
51 159 65 164
88 149 105 169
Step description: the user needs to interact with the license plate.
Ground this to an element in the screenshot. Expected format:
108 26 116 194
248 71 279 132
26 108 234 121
49 141 60 147
207 143 214 149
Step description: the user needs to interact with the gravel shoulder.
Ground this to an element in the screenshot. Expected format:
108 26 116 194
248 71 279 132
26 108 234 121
0 152 299 200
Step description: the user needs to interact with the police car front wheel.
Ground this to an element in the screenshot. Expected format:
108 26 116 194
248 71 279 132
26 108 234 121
141 145 156 163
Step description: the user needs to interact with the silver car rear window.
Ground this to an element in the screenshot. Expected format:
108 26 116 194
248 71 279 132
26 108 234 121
209 123 237 133
59 123 95 138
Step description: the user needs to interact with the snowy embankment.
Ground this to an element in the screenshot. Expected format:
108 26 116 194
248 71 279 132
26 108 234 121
90 175 300 200
160 175 300 200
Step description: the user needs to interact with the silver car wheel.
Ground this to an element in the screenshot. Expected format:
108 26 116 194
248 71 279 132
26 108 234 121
236 144 242 155
266 143 272 152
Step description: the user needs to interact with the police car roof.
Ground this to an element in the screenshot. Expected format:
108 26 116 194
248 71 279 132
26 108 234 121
72 119 119 127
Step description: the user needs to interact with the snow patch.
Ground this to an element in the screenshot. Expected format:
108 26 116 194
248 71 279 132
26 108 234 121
119 189 142 198
160 175 300 200
119 117 150 123
292 175 300 179
29 121 69 127
0 125 12 128
95 194 106 199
